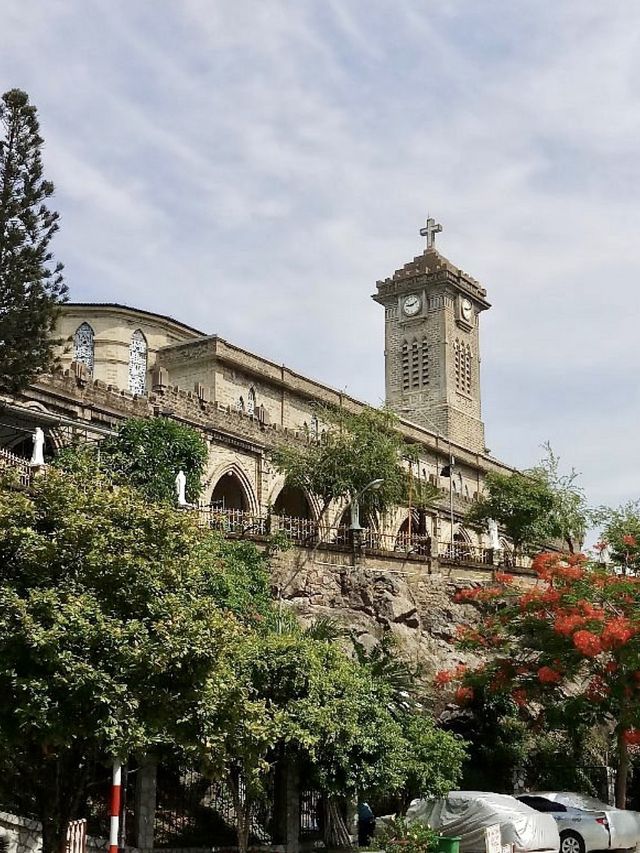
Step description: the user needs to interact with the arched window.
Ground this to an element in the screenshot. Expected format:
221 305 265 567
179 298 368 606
247 387 256 416
73 323 95 375
310 414 319 439
128 329 148 396
237 396 245 413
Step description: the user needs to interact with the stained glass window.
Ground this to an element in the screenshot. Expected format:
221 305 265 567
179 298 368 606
128 329 148 396
247 387 256 416
73 323 95 375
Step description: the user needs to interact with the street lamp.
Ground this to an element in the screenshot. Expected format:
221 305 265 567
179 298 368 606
349 478 384 531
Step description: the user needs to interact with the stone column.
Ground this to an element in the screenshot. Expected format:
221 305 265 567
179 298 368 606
134 758 157 851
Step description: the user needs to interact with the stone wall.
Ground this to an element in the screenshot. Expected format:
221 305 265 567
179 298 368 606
270 544 515 671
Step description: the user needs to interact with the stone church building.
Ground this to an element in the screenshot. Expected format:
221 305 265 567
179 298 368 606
0 221 517 569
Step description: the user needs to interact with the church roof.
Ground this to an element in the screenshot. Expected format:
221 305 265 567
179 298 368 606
64 302 207 337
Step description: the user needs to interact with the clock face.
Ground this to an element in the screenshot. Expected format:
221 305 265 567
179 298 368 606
403 295 422 317
461 298 473 321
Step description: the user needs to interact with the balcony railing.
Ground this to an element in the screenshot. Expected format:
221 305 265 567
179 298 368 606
0 447 31 488
194 507 525 569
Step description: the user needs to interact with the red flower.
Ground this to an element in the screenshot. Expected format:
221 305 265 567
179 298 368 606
538 666 562 684
434 670 452 688
623 535 637 548
512 688 528 707
601 617 634 649
554 613 585 636
454 686 474 704
531 552 560 580
573 630 602 657
624 729 640 745
594 541 608 553
495 572 514 585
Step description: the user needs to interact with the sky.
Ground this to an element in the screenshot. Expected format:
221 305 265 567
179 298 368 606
2 1 640 514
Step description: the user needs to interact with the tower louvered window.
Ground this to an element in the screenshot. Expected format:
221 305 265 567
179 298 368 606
454 339 472 395
73 323 95 375
402 339 430 389
421 339 429 385
411 341 420 388
401 342 410 390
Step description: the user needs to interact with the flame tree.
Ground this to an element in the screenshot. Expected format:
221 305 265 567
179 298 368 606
435 552 640 807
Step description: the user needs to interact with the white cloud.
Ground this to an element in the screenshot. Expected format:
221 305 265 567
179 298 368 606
2 0 640 519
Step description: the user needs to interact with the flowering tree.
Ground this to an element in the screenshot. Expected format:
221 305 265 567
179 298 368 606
435 553 640 807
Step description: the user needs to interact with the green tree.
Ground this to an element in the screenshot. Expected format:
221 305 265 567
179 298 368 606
592 501 640 573
531 444 590 553
0 462 244 853
466 469 558 556
0 88 67 391
270 406 438 527
96 416 208 503
442 552 640 807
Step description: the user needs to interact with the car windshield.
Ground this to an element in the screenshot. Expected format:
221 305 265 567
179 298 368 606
519 796 568 813
544 793 609 811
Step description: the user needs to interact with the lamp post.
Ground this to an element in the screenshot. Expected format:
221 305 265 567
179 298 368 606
349 478 384 531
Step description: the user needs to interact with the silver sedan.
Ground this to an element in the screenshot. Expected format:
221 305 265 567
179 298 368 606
519 793 640 853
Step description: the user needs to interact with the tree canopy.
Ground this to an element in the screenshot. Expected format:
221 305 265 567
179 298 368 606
0 460 249 853
270 405 439 524
62 416 209 504
438 552 640 807
0 88 67 391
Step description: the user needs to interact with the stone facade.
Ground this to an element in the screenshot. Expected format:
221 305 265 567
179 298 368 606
373 247 490 453
1 234 516 568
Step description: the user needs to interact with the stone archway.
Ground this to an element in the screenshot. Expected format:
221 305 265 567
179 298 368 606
273 484 313 519
210 469 250 512
395 510 432 555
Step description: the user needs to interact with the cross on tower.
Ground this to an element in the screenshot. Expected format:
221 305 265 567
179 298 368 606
419 217 442 250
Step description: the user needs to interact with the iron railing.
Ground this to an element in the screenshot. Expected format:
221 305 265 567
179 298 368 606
0 447 31 488
194 508 525 569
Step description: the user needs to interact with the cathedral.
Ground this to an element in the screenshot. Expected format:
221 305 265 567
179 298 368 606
0 220 517 568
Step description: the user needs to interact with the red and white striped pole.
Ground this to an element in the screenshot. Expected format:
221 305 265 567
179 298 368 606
109 760 122 853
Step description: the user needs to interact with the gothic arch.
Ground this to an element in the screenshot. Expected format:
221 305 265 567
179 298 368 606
267 476 321 521
207 463 259 515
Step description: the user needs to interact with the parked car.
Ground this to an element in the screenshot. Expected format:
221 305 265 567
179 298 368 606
519 793 640 853
406 791 560 853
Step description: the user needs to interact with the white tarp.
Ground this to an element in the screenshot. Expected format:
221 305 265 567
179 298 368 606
406 792 560 853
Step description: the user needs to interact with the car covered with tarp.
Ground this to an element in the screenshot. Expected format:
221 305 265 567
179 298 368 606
406 791 560 853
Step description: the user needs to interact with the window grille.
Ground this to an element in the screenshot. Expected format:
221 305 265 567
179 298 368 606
73 323 95 375
128 330 148 396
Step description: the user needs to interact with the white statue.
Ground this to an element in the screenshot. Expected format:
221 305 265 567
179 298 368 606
30 427 45 467
487 518 501 550
175 469 187 506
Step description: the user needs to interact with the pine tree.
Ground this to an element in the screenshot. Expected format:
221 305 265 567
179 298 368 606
0 88 67 392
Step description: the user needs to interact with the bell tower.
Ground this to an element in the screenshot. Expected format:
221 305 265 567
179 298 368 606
372 219 490 453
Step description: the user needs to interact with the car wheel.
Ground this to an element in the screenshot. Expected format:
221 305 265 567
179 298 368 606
560 831 586 853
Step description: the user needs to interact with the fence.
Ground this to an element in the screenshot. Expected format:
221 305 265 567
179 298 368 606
0 448 31 488
195 508 526 569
